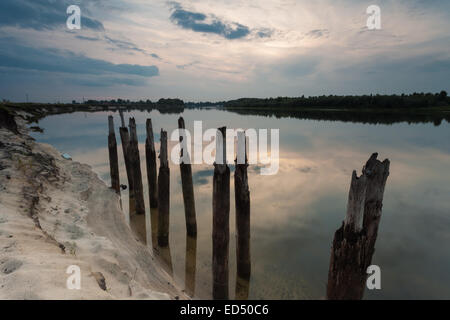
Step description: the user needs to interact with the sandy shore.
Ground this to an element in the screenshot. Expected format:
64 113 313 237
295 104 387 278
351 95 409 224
0 113 186 299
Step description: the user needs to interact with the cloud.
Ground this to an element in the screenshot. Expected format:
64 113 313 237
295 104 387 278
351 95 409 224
0 0 103 30
256 28 274 38
305 29 329 39
75 35 100 41
169 3 250 39
0 42 159 77
150 53 161 60
176 61 200 70
66 76 149 87
104 36 161 59
192 169 213 185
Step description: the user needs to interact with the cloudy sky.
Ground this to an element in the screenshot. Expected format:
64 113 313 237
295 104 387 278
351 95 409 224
0 0 449 102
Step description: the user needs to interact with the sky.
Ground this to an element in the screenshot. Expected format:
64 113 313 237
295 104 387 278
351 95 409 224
0 0 449 102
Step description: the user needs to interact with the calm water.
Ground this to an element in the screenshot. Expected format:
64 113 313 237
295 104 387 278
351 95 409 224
31 109 450 299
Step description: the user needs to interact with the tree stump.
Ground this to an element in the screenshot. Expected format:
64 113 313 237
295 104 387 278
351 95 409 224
327 153 390 300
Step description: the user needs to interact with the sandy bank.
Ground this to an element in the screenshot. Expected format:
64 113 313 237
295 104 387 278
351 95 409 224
0 113 186 299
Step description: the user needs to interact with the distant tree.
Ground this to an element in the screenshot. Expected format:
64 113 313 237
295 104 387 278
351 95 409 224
439 90 448 100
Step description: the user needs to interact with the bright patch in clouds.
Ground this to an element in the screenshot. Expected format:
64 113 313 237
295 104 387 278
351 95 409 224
0 0 449 102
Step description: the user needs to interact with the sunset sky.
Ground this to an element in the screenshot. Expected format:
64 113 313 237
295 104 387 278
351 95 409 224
0 0 449 102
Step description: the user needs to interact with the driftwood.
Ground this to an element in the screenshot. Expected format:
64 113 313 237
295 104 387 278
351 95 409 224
235 131 251 280
128 118 146 244
157 129 170 247
178 117 197 237
107 116 120 194
212 127 230 300
145 119 158 208
327 153 390 300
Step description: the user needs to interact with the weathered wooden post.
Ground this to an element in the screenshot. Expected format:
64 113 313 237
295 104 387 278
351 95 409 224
185 235 197 297
157 129 170 247
145 119 158 208
108 116 120 194
178 117 197 237
235 131 251 280
212 127 230 300
326 153 389 300
119 123 135 215
362 153 391 259
128 118 146 244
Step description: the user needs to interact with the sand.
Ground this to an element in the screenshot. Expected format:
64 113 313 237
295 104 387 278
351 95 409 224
0 114 186 300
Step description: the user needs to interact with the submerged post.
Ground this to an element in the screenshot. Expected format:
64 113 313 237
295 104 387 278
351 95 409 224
108 116 120 194
212 127 230 300
178 117 197 237
235 131 251 280
128 118 146 244
145 119 158 208
157 129 170 247
326 153 390 300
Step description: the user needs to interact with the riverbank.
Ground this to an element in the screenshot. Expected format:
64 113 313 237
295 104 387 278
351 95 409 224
0 111 186 299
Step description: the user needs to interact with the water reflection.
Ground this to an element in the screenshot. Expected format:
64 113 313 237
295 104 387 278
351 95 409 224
31 109 450 299
149 207 173 276
185 235 197 297
235 276 250 300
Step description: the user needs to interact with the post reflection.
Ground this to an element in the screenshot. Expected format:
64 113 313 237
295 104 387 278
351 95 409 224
185 235 197 297
150 207 173 276
235 276 250 300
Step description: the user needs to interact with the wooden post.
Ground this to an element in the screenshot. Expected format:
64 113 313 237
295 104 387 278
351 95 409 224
157 129 170 247
326 153 390 300
108 116 120 194
119 126 135 215
119 109 125 127
185 235 197 297
235 131 251 280
145 119 158 208
128 118 146 244
212 127 230 300
178 117 197 237
362 153 391 258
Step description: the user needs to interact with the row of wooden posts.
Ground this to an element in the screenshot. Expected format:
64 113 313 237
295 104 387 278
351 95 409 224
107 113 251 300
109 113 389 300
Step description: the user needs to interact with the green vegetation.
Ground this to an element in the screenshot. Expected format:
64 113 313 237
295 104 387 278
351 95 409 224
1 92 449 126
224 91 449 110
